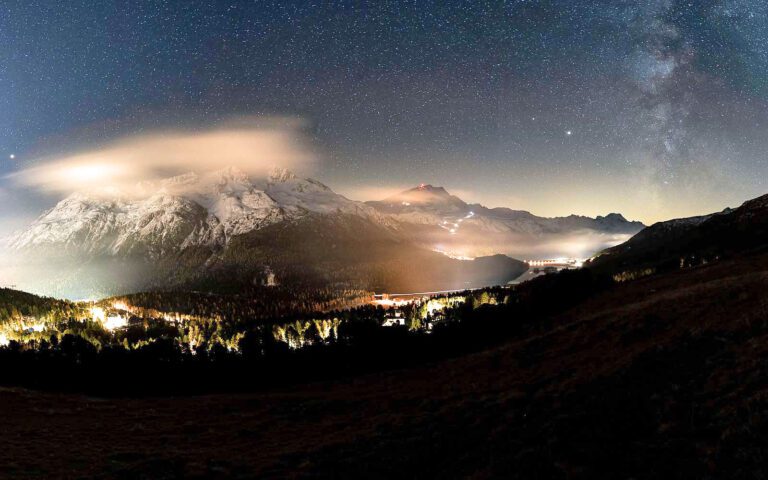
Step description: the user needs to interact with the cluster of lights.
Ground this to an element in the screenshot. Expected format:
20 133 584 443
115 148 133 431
526 258 585 268
0 300 211 346
439 211 475 235
371 297 411 307
111 301 130 311
88 305 128 331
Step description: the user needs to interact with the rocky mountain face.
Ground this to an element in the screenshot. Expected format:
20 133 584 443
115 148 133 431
366 184 645 259
10 167 385 258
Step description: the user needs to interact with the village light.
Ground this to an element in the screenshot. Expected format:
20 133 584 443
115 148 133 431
103 314 128 331
89 306 106 323
111 301 130 311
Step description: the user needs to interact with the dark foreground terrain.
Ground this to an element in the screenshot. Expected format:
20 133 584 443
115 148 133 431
3 255 768 479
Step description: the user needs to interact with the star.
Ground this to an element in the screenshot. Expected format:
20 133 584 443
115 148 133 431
0 1 765 225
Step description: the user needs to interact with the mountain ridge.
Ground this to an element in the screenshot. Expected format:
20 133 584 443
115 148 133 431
366 184 645 258
588 193 768 277
5 169 529 298
12 169 645 259
6 168 644 297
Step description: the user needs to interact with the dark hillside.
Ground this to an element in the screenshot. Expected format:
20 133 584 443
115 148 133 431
589 194 768 277
3 254 768 478
198 214 528 293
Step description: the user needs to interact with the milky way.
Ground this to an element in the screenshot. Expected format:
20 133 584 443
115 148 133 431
1 1 767 225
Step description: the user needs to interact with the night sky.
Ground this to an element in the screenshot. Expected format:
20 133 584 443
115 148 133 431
2 0 768 226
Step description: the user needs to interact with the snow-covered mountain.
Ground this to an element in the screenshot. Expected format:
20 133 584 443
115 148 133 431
10 166 387 257
367 184 643 235
12 174 644 261
366 184 645 259
5 170 645 298
6 168 532 298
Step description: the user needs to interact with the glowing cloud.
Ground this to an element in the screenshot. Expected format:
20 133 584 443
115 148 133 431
7 122 315 196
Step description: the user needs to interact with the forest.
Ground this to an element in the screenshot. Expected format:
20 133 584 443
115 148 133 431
0 268 611 394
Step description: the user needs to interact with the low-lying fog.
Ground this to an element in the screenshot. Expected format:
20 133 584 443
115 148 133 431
429 229 633 262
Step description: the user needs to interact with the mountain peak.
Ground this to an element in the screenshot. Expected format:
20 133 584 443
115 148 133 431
213 166 249 182
598 213 627 222
268 166 298 184
384 184 461 205
408 184 449 195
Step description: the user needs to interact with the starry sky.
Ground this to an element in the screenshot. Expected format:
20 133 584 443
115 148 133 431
2 0 768 227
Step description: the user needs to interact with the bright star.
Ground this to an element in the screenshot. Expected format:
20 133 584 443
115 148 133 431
9 154 15 159
566 131 572 136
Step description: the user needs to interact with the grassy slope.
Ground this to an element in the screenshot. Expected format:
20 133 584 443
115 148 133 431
3 255 768 478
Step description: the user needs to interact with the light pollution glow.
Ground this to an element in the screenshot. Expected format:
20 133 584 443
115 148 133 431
6 123 315 197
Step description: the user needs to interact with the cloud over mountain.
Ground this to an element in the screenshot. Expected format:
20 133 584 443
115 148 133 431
6 122 314 197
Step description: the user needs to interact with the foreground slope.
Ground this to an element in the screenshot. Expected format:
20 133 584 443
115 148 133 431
3 254 768 478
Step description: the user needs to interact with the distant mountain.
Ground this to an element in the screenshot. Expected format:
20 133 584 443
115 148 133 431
367 184 645 259
5 169 527 298
199 213 527 294
586 193 768 277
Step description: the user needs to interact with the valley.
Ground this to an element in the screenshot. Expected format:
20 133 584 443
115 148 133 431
4 246 768 478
